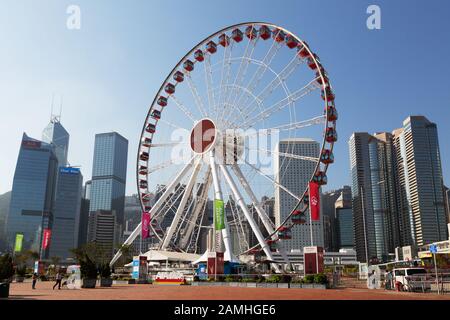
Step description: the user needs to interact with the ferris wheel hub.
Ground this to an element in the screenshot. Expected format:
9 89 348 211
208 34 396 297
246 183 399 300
190 118 217 154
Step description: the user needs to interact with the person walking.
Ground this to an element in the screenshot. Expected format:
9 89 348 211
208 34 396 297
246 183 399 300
53 271 63 290
32 273 38 289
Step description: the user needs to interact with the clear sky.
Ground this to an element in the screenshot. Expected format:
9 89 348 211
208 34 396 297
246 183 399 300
1 0 449 196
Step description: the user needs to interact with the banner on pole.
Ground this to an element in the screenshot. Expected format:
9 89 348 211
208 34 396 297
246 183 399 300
42 229 52 249
309 181 320 221
214 199 225 230
14 233 24 252
141 211 150 239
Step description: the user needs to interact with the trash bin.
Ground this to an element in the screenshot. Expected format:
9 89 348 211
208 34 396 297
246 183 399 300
0 282 10 298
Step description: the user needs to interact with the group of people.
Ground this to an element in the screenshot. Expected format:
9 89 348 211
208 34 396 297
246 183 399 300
31 271 64 290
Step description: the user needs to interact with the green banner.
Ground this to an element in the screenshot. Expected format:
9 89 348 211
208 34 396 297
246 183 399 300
214 199 225 230
14 234 24 252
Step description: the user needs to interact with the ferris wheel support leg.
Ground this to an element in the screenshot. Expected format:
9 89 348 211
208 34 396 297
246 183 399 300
219 164 282 273
161 159 202 250
209 151 235 262
231 164 291 270
109 156 197 267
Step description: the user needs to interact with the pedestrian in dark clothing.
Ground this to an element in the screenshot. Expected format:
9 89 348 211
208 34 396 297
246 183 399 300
32 273 38 289
53 271 63 290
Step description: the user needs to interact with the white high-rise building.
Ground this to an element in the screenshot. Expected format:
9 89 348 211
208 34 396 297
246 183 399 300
274 138 323 252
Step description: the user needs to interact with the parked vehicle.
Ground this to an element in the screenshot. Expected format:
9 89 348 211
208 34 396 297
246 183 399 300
393 267 429 291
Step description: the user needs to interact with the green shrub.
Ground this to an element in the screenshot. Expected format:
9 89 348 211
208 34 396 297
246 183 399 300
313 273 328 284
224 275 234 282
98 263 111 278
266 275 281 283
302 275 315 284
0 253 15 281
16 265 27 277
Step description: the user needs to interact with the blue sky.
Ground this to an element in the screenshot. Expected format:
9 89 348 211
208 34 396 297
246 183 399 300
1 0 449 195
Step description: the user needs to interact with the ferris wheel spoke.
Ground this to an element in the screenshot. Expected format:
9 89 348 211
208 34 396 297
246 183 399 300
240 78 321 129
110 155 197 266
157 118 191 132
216 41 234 120
243 159 302 202
218 164 281 272
204 54 217 118
219 32 258 124
231 39 282 124
245 146 319 162
179 170 212 249
145 159 177 175
169 94 197 122
186 73 208 118
161 160 202 250
235 55 306 125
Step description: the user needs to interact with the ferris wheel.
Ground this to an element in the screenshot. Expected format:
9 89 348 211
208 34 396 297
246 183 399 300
110 22 337 271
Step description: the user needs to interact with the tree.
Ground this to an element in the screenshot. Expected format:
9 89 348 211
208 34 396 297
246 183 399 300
0 253 15 281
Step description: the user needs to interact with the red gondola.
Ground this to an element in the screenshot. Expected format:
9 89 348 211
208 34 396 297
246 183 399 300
218 33 230 47
140 152 149 161
321 87 335 101
139 166 148 175
316 70 329 85
272 28 285 42
307 54 320 70
157 96 167 107
326 104 338 121
292 210 307 225
320 149 334 164
259 25 271 40
142 196 150 204
313 171 328 186
183 59 194 72
173 71 184 82
165 83 175 95
266 239 277 252
298 42 310 58
285 34 298 49
139 179 148 189
145 123 156 134
245 26 258 39
231 28 243 42
194 49 204 62
248 248 260 255
141 137 152 147
151 110 161 120
325 127 338 143
206 41 217 54
278 226 292 240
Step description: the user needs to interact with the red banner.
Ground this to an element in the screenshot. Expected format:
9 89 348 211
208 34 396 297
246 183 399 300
309 181 320 221
42 229 51 249
141 211 150 239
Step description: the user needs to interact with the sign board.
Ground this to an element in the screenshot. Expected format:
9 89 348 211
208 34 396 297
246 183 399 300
139 256 148 282
207 251 224 277
132 256 140 279
59 167 80 174
303 246 324 275
309 182 320 221
66 265 81 289
14 233 24 252
367 265 381 290
430 244 438 254
34 260 45 275
42 229 52 249
214 199 225 230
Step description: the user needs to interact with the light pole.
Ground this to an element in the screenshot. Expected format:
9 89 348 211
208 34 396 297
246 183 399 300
360 186 369 265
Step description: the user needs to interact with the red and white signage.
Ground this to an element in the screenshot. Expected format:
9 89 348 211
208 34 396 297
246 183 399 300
42 229 52 250
303 246 324 275
309 181 320 221
141 211 150 239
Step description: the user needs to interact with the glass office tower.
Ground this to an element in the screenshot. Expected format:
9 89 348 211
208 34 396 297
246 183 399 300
89 132 128 229
42 117 69 167
6 133 58 253
49 167 83 260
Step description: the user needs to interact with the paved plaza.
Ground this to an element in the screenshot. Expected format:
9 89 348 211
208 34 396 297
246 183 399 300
5 281 450 300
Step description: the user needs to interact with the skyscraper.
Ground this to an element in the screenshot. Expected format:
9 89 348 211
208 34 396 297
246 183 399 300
335 189 354 249
274 138 323 252
78 180 91 248
393 116 447 246
48 167 83 260
89 132 128 228
349 133 388 262
88 132 128 256
6 133 58 254
42 117 70 167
